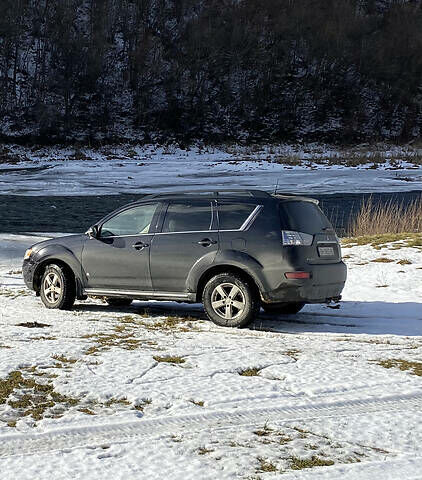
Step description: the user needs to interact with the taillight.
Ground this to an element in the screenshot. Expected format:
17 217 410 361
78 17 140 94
285 272 311 279
282 230 313 246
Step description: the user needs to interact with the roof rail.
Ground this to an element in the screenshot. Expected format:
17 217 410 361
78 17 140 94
143 189 271 199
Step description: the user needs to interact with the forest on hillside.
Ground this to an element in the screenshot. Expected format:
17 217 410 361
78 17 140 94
1 0 422 144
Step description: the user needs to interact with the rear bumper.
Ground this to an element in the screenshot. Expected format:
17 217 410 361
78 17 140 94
262 261 347 304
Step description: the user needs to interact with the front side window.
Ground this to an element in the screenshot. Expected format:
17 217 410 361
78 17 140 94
100 203 159 237
162 202 213 233
217 203 257 230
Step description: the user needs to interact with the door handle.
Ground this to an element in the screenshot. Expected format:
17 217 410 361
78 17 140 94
132 241 149 250
197 238 217 247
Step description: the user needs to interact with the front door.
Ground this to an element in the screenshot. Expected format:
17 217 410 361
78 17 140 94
150 200 218 292
82 203 160 291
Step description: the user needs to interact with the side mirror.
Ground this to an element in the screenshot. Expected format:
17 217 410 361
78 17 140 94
86 225 99 239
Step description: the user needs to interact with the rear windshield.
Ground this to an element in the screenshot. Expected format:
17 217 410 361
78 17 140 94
279 201 331 234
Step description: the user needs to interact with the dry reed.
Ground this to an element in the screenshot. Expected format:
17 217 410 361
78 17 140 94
348 196 422 237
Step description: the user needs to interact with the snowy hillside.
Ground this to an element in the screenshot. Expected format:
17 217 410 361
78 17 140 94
0 233 421 478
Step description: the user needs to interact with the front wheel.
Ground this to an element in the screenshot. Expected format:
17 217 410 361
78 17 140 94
40 264 76 310
202 273 260 328
262 302 305 315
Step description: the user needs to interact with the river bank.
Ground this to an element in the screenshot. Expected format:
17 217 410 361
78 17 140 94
1 190 420 235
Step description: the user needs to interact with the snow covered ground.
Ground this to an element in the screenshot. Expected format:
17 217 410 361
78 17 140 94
0 233 421 479
0 143 421 195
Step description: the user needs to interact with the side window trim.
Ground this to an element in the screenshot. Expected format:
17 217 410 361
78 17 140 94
98 202 160 238
216 203 263 232
156 200 217 234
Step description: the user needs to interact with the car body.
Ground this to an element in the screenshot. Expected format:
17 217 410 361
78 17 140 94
23 189 347 327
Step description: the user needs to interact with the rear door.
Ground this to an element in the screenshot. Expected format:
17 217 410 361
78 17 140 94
149 200 219 292
279 200 341 264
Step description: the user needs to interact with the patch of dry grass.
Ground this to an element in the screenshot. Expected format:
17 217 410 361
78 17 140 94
257 457 277 472
133 398 152 411
371 257 394 263
0 369 79 423
16 321 50 328
289 456 335 470
239 367 261 376
397 259 412 265
153 355 185 364
52 354 77 364
375 359 422 376
0 288 31 299
342 232 422 248
198 447 214 455
348 196 422 237
284 349 301 360
83 317 157 355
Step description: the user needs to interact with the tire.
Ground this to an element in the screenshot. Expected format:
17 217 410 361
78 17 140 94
262 302 305 315
202 273 260 328
40 263 76 310
105 297 133 307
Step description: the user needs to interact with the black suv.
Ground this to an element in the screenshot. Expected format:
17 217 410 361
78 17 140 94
23 190 346 327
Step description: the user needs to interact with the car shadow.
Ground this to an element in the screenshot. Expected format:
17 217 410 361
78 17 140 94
73 300 422 337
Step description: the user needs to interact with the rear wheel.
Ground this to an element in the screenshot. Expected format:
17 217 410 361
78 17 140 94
40 264 76 310
262 302 305 315
202 273 259 328
105 297 133 307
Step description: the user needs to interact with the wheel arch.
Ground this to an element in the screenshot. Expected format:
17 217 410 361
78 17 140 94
33 258 82 297
195 264 261 303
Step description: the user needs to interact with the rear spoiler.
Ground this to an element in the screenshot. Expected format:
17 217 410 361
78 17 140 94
272 194 319 205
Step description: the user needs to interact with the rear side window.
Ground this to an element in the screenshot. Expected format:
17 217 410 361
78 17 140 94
162 202 213 233
218 203 257 230
279 201 331 234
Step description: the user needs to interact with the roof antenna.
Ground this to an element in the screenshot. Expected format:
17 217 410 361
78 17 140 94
273 179 280 195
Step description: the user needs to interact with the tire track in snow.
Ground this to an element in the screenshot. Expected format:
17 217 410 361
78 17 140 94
0 392 421 458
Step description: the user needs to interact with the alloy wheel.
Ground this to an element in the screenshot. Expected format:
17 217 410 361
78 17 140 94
210 282 246 320
43 272 62 303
